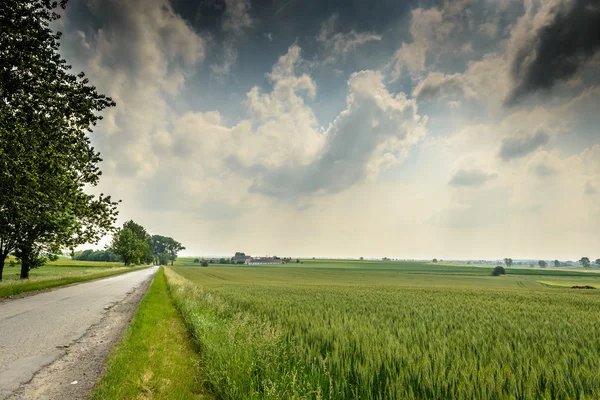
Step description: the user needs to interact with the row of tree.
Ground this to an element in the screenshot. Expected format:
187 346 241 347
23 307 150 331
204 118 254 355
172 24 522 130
110 221 185 266
72 249 122 262
0 1 119 281
503 258 600 269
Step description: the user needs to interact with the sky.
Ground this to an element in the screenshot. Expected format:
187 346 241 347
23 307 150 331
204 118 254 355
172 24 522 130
57 0 600 260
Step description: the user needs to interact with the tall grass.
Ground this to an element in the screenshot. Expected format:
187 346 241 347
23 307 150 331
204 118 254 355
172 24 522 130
166 266 600 399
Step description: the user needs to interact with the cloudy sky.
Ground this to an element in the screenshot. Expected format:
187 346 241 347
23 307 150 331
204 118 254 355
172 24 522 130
58 0 600 260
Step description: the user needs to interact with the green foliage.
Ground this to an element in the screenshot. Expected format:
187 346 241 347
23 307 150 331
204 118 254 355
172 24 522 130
538 260 547 268
201 260 209 267
580 257 591 269
432 258 438 262
193 258 200 263
151 235 185 265
504 258 513 267
167 265 600 399
492 265 506 276
596 259 600 268
554 260 561 268
110 221 154 266
72 249 121 262
0 0 118 280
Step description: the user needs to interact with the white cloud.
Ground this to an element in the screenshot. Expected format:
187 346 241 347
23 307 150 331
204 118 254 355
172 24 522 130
391 7 454 78
317 14 382 64
412 72 474 101
211 40 238 79
67 0 205 178
222 0 253 34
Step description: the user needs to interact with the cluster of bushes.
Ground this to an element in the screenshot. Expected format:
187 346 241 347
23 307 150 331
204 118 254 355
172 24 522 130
72 249 122 262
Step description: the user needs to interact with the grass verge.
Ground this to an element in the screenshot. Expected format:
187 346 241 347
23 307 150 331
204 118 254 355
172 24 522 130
91 267 206 400
0 266 149 298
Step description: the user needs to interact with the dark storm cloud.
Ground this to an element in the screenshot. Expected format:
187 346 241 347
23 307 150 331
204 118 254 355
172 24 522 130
499 130 549 161
449 169 497 187
506 0 600 105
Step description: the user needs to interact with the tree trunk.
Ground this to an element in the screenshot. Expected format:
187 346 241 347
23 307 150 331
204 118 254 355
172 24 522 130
20 257 30 279
0 253 6 282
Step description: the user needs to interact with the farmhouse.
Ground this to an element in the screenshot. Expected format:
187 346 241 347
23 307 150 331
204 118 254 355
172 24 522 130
245 257 284 265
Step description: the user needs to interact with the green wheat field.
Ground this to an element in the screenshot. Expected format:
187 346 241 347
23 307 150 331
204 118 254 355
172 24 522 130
166 261 600 399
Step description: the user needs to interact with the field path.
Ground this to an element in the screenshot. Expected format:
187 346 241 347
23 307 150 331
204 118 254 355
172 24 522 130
0 266 158 399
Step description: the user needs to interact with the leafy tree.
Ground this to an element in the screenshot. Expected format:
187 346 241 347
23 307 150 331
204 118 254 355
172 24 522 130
432 258 438 263
151 235 169 265
554 260 561 268
193 258 200 263
0 0 119 279
359 257 364 260
503 258 513 268
538 260 547 268
201 260 209 267
123 221 153 264
164 237 185 266
492 266 506 276
110 229 143 266
580 257 591 269
596 259 600 268
296 258 300 263
110 221 153 266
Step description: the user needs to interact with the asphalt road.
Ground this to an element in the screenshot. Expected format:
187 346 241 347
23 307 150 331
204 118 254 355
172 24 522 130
0 266 158 399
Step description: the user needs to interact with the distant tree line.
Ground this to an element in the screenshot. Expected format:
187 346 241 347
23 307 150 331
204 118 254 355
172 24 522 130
109 220 185 266
72 249 122 262
502 257 600 269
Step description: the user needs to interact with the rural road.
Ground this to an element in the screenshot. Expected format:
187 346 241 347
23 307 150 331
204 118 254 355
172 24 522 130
0 266 159 399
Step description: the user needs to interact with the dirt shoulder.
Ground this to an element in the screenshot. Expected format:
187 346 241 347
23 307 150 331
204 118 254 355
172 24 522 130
8 273 154 400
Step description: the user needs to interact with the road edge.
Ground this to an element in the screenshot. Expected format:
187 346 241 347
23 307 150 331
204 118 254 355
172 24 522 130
7 270 157 400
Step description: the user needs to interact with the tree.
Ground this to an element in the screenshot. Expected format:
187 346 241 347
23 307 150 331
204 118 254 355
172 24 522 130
596 259 600 268
164 237 185 266
123 221 153 264
538 260 547 268
554 260 561 268
492 266 506 276
201 260 209 267
432 258 438 263
193 258 200 263
359 257 363 260
151 235 170 265
503 258 513 268
110 221 153 266
0 0 118 279
110 229 141 266
580 257 591 269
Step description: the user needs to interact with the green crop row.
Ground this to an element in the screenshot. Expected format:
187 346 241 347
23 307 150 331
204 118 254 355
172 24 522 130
166 267 600 399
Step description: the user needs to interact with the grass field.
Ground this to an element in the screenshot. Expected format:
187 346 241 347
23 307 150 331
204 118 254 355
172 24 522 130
165 261 600 399
92 268 207 400
0 259 146 298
